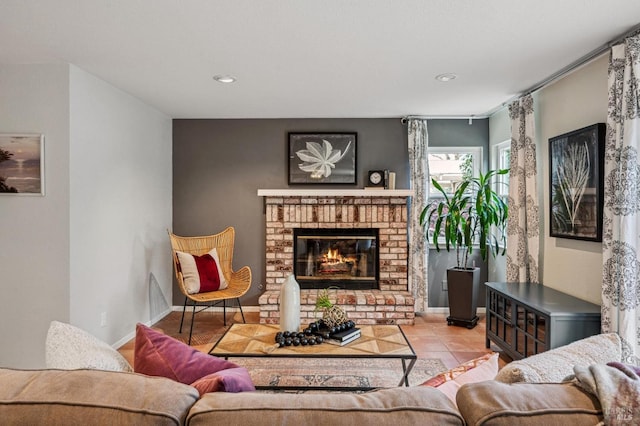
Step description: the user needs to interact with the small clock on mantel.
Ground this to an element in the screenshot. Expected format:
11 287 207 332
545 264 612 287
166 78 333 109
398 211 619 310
367 170 386 188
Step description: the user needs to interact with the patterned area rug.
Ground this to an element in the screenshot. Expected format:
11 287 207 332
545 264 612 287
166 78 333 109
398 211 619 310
141 314 448 389
233 357 447 389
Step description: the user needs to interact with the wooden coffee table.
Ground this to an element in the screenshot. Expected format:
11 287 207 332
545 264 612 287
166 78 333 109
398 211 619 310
209 323 417 391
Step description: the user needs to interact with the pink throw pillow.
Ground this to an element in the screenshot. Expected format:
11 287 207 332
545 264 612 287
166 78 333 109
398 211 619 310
191 367 255 396
133 324 255 393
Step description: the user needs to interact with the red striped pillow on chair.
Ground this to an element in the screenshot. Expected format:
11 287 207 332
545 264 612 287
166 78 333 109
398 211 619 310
176 249 228 293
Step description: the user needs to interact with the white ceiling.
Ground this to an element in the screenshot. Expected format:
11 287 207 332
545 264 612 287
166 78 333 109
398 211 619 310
1 1 639 119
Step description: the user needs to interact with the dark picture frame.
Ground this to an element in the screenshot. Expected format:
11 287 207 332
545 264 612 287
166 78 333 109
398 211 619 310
288 132 357 184
549 123 605 241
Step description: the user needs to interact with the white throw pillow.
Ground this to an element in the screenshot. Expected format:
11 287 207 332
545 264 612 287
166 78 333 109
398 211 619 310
45 321 133 372
495 333 621 383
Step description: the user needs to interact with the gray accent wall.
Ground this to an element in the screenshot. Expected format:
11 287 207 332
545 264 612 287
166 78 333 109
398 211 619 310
428 118 490 169
172 119 408 305
173 118 489 307
426 119 490 307
428 250 488 308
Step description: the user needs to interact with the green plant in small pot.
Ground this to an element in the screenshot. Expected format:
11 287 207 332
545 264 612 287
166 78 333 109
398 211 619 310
315 287 349 328
420 169 509 328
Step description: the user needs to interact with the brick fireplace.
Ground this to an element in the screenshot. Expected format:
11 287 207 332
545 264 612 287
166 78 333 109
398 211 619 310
258 189 415 325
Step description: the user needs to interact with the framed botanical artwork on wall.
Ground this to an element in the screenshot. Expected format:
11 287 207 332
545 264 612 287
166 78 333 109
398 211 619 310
549 123 605 241
0 133 45 196
288 132 357 184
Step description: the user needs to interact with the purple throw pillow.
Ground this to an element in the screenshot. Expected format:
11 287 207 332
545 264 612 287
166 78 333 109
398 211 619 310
133 323 255 393
191 367 255 396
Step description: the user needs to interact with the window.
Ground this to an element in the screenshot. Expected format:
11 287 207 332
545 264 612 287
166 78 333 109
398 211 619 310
492 140 510 197
427 147 482 197
425 147 482 246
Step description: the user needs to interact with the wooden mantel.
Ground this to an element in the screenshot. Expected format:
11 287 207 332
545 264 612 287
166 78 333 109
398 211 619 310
257 189 414 197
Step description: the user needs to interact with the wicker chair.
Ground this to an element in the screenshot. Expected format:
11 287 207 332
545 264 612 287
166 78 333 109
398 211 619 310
168 227 251 344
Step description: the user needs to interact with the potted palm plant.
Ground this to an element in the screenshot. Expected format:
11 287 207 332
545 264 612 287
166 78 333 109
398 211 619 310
420 169 508 328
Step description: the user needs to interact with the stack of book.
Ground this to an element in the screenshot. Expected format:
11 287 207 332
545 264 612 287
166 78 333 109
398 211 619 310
327 327 361 346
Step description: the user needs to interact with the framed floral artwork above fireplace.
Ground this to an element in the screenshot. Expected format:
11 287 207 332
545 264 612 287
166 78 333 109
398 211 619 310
288 132 357 184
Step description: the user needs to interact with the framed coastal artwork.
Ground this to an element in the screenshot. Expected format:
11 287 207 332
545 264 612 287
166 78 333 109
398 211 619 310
288 132 357 184
0 134 45 196
549 123 605 241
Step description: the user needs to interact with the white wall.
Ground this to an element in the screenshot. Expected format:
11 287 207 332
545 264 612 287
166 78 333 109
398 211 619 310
488 55 608 304
488 107 510 282
0 64 71 368
538 55 608 304
69 66 173 346
0 64 172 368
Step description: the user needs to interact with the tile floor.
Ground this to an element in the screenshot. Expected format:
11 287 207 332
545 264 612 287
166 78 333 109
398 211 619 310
406 311 509 369
118 309 510 370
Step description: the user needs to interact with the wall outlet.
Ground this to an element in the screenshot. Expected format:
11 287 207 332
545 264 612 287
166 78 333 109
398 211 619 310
442 280 448 291
100 312 107 327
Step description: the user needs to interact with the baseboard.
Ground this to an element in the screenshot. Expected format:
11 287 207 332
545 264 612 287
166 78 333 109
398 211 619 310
168 306 482 315
171 305 261 313
111 307 173 349
424 307 486 315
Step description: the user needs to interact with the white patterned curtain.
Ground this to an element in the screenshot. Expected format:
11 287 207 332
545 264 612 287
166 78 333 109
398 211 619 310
408 119 429 312
507 95 540 283
602 32 640 364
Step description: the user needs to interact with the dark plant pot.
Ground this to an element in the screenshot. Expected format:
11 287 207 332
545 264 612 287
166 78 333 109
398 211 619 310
446 267 480 329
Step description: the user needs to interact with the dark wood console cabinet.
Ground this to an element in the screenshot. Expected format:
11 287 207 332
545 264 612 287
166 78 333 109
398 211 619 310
485 282 601 360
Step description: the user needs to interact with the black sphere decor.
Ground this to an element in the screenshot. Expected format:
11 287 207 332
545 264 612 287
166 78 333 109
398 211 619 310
274 319 357 348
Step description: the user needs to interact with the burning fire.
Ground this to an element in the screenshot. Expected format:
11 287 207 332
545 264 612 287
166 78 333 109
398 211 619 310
318 247 353 275
325 248 341 262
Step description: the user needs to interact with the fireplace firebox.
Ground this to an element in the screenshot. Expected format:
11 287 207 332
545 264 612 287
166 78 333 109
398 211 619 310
293 228 379 290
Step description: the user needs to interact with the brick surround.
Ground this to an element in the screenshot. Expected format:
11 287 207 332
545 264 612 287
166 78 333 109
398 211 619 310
258 192 415 325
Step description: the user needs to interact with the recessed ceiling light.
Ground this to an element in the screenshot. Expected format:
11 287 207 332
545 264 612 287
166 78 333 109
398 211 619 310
435 73 457 82
213 75 236 83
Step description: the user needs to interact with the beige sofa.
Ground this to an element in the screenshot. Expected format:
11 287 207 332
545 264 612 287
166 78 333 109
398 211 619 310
0 333 621 425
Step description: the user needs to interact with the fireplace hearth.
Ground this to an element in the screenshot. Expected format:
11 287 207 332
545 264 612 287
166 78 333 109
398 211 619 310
294 228 379 290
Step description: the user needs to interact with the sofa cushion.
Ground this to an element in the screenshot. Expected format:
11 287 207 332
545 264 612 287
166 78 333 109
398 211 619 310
456 380 602 426
495 333 621 383
134 323 254 393
0 368 198 426
45 320 133 372
187 386 464 426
